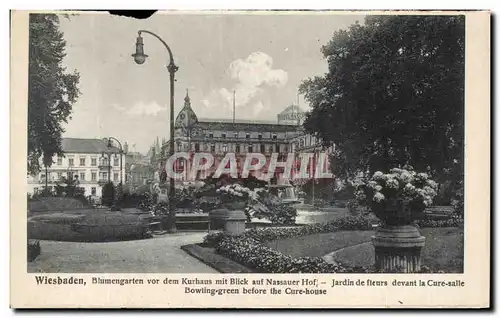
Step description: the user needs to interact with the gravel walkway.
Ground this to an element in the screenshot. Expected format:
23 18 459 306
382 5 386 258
28 232 217 273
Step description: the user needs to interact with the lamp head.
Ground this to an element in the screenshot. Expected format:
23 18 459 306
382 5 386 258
132 34 148 65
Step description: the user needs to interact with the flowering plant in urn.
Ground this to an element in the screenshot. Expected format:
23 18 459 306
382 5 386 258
216 184 254 210
354 166 439 225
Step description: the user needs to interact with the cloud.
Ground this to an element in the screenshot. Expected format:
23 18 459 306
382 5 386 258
113 101 166 116
200 52 288 118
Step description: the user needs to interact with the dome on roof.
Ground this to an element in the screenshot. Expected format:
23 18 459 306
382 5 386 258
277 104 306 125
278 104 306 116
174 89 198 130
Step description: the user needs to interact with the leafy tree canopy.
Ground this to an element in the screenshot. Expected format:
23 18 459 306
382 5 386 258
28 14 80 175
300 15 464 184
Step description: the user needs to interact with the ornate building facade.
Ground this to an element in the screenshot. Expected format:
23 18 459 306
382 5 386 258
27 138 126 197
150 91 332 185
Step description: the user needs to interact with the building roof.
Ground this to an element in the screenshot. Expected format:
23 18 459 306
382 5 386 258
195 119 300 133
61 138 121 154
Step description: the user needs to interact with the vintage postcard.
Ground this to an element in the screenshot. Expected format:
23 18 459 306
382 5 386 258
10 10 490 308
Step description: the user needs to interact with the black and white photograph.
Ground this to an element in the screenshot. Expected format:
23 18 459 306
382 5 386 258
23 10 468 277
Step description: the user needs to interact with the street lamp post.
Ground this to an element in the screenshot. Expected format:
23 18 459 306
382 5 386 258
104 137 124 184
132 30 178 232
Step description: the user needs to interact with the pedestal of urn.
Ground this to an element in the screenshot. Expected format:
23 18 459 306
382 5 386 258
372 225 425 273
224 209 246 236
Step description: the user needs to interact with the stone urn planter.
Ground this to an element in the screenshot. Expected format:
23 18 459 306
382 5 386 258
221 200 247 235
209 208 229 230
371 199 426 273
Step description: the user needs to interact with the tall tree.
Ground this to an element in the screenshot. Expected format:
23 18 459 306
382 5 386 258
28 14 80 175
300 15 465 185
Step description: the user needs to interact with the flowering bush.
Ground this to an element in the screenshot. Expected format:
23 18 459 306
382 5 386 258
216 184 256 210
354 166 439 223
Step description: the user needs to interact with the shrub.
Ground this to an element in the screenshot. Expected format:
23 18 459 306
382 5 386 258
27 239 41 262
346 199 360 214
102 182 115 207
451 181 464 217
269 204 297 225
203 231 225 247
115 183 124 204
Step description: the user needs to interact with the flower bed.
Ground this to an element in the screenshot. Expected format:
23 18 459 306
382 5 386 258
203 214 462 273
204 215 375 247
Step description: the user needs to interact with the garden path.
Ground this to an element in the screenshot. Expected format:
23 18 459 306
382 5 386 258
28 232 218 273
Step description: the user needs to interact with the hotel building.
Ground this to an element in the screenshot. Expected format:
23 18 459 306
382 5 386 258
27 138 127 197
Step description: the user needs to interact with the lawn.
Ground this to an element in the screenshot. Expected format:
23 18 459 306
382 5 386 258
265 227 464 273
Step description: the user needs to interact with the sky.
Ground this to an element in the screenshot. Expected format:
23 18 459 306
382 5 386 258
58 11 365 154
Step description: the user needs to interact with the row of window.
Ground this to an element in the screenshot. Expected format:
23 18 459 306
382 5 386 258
40 171 121 182
177 143 288 153
293 135 321 150
55 156 120 167
205 132 280 140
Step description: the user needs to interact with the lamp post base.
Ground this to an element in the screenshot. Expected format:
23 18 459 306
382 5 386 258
372 225 425 273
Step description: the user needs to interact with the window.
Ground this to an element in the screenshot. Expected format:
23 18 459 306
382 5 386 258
209 132 214 138
272 134 277 140
40 173 46 180
114 173 119 182
233 132 238 138
114 157 119 166
248 145 253 153
91 187 96 195
57 172 62 180
91 172 97 181
222 144 228 153
195 143 200 152
222 133 226 139
246 133 250 139
102 172 108 180
260 144 265 153
235 144 240 153
269 145 274 153
100 158 108 167
258 133 262 140
57 157 62 165
210 144 216 152
79 157 85 166
91 158 97 166
177 143 182 151
80 172 85 181
68 158 74 166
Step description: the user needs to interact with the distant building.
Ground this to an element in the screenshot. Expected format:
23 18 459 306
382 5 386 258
125 150 155 192
27 138 126 197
